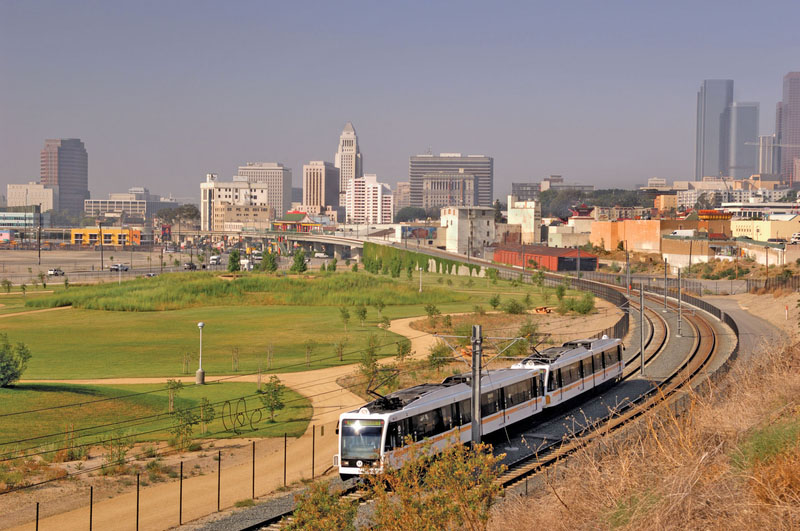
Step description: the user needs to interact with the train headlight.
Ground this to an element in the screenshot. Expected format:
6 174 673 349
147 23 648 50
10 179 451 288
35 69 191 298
356 460 363 468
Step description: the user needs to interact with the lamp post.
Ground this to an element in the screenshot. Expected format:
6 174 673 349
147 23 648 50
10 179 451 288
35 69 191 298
196 322 205 384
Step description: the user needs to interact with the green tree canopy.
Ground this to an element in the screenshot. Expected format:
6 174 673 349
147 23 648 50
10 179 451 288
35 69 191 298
0 334 32 387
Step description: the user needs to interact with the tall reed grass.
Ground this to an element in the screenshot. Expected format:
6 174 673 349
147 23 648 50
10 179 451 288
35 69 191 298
25 272 463 312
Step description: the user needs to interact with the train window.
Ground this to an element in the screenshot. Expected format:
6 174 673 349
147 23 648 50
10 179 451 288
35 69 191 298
411 410 443 439
504 381 530 407
457 399 472 425
539 374 545 396
594 352 604 371
617 345 622 363
529 377 537 398
604 349 615 367
441 404 454 430
481 390 500 416
385 422 400 451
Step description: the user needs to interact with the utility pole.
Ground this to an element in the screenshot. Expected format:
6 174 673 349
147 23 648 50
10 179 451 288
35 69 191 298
625 242 631 300
37 206 42 266
418 265 423 293
471 324 483 445
99 222 104 271
640 282 645 377
663 257 668 312
677 267 682 337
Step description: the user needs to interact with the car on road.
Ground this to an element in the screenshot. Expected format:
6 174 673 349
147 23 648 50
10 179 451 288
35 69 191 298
47 268 65 276
145 272 158 278
109 264 129 272
209 255 222 265
183 262 197 270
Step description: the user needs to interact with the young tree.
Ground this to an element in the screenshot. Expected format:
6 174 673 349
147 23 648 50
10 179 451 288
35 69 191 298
395 338 412 362
166 378 184 413
290 249 308 273
351 262 358 273
427 340 450 373
339 306 350 332
378 316 391 336
64 277 69 290
359 334 380 383
199 397 215 434
355 305 368 327
328 257 337 272
335 336 348 362
1 279 11 293
38 272 47 289
228 249 241 273
488 294 501 310
0 334 32 387
20 283 26 297
424 303 441 327
261 251 278 272
303 339 316 367
170 407 199 450
555 284 566 302
257 375 286 421
319 262 326 272
373 300 386 317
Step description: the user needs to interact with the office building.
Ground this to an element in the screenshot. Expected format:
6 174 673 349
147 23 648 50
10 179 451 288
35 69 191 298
539 175 594 192
421 173 477 209
201 173 281 231
511 182 540 201
506 195 541 244
695 80 734 180
0 207 50 229
344 174 393 224
84 187 177 220
409 153 493 207
758 135 779 175
7 182 59 212
302 161 339 210
234 162 292 216
728 102 759 179
334 123 363 204
777 72 800 184
394 181 411 212
40 138 89 215
440 206 495 256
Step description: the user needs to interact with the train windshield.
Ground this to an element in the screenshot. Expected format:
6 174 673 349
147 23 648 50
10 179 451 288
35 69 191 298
341 419 384 460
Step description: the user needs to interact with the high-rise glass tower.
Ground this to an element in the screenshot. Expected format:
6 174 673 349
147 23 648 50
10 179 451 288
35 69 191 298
757 135 778 175
728 102 759 179
695 80 734 180
334 123 363 205
40 138 88 216
777 72 800 185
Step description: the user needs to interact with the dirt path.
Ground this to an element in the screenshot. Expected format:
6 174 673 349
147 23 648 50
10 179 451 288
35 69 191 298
10 302 623 530
0 306 70 319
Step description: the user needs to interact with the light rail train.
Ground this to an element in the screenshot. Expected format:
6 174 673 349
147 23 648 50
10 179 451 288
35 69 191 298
335 335 623 479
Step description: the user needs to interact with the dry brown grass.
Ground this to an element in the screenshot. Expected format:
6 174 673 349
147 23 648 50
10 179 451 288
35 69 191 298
490 342 800 530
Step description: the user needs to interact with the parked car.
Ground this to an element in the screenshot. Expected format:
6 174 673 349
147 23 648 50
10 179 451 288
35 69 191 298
183 262 197 270
47 268 65 276
145 273 158 278
109 264 129 272
209 255 221 265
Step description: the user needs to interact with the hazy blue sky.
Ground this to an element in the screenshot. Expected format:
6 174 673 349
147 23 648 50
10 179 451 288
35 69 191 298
2 1 799 202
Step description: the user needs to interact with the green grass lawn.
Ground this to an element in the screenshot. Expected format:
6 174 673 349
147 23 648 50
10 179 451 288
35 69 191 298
1 271 578 379
0 381 311 448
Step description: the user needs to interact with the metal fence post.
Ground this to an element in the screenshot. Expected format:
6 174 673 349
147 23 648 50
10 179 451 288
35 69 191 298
217 451 221 512
89 486 93 531
252 440 256 499
136 473 140 531
179 461 183 525
312 425 316 479
36 502 39 531
283 433 287 487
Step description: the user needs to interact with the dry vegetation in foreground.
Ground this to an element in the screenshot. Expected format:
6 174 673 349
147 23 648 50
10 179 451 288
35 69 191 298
490 341 800 530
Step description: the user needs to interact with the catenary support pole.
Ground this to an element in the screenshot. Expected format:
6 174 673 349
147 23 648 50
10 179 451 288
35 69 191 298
36 502 39 531
625 245 631 301
640 283 645 377
283 433 287 487
89 486 93 531
217 451 221 512
179 461 183 525
252 440 256 499
677 267 683 337
136 473 140 531
471 325 483 445
663 258 668 312
312 425 316 479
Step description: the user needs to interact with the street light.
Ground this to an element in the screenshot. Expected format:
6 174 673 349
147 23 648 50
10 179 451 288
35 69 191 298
196 322 205 384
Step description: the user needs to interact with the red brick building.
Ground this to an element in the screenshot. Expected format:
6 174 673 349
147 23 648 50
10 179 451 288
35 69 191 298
493 244 597 272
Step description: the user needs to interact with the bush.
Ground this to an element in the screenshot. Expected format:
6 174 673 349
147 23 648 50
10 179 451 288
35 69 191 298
502 299 527 315
0 333 32 387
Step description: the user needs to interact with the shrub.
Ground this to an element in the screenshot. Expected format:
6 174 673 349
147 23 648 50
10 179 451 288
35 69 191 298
290 250 308 273
0 334 32 387
502 299 527 315
488 294 501 310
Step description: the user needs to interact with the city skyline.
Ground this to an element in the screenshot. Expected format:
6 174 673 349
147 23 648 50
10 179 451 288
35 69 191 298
2 2 800 201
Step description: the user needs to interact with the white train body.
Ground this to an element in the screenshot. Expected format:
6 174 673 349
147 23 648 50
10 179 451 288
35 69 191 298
335 336 623 478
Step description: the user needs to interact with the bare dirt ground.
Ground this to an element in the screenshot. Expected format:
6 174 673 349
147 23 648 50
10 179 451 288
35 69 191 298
5 302 623 531
721 290 799 341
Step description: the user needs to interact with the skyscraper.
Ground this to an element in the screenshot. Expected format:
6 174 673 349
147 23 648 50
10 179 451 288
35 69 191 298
728 102 759 179
695 80 734 180
40 138 88 215
334 122 363 205
777 72 800 185
757 135 778 175
234 162 292 216
302 161 339 210
409 153 493 207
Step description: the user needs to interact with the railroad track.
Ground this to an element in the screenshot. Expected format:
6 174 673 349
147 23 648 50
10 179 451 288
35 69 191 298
238 282 728 530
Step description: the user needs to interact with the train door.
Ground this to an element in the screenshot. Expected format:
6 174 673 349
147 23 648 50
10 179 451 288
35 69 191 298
576 361 585 393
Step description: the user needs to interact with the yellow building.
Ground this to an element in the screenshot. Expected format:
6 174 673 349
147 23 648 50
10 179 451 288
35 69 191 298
71 227 141 246
730 215 800 241
654 194 678 212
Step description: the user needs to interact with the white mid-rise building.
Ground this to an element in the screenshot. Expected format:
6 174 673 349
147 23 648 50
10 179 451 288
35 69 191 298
506 194 541 244
234 162 292 216
7 182 59 212
440 206 495 257
345 174 393 224
201 173 285 231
